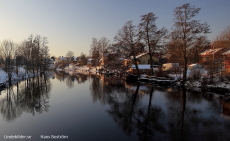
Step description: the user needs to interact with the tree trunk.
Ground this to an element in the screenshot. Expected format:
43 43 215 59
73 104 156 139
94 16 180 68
182 59 187 87
148 50 154 75
133 56 140 77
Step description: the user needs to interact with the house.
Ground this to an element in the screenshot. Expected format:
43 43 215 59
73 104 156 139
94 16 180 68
87 58 93 67
188 64 203 70
223 50 230 71
200 48 223 63
46 59 55 69
126 52 160 75
162 63 179 71
73 57 82 66
71 56 78 64
128 64 159 75
131 52 159 65
54 56 68 69
54 56 67 64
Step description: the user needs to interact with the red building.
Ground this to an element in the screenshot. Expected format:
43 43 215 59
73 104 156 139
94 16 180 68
200 48 222 64
223 50 230 71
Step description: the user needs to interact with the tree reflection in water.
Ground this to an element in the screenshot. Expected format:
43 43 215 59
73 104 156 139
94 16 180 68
166 88 230 141
135 87 166 141
54 70 88 88
0 74 51 122
1 72 229 140
90 74 230 140
90 75 167 139
90 74 128 104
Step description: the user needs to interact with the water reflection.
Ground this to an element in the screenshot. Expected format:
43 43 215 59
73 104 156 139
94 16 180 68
90 75 127 104
54 70 88 88
0 74 51 122
135 87 166 141
0 71 230 140
89 74 230 140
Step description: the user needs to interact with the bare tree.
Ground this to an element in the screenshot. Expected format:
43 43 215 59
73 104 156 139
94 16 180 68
98 37 110 68
217 26 230 42
139 12 167 75
90 38 100 67
66 51 74 58
65 51 74 63
212 25 230 50
98 37 110 57
0 40 16 70
170 3 210 86
33 35 49 70
15 35 49 73
0 40 17 84
79 52 88 66
17 40 31 73
190 36 210 63
114 21 141 76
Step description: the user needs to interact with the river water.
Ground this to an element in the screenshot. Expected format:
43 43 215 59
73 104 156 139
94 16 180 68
0 71 230 141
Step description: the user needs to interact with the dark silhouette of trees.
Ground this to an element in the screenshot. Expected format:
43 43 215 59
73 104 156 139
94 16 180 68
0 75 51 122
66 51 74 63
215 25 230 45
79 53 88 66
167 36 210 64
0 40 17 84
90 38 100 67
169 3 210 86
139 12 167 75
114 21 141 76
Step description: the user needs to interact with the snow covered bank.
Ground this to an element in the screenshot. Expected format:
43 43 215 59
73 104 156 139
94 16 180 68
58 65 97 74
0 68 42 87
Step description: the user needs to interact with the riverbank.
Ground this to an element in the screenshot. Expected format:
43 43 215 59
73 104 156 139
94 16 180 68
57 65 230 95
0 68 42 89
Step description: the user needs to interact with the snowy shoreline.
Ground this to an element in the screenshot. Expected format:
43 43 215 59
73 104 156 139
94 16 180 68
58 65 230 94
0 69 41 87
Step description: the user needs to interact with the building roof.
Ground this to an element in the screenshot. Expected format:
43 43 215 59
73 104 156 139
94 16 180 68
135 52 148 58
223 50 230 55
130 52 148 59
57 56 67 60
72 57 78 61
200 48 222 55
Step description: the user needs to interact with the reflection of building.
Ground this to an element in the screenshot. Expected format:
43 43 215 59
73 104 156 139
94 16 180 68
100 75 125 86
45 70 55 78
124 82 151 95
221 102 230 119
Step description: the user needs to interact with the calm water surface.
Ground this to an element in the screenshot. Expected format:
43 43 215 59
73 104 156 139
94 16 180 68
0 71 230 141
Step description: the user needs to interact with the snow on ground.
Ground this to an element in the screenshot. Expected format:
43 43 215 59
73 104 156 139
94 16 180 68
0 69 7 83
56 65 98 75
56 64 230 91
0 67 41 86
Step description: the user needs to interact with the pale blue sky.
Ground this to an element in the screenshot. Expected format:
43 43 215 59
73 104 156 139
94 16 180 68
0 0 229 57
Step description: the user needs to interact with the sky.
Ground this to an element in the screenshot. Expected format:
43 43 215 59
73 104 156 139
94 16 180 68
0 0 230 57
